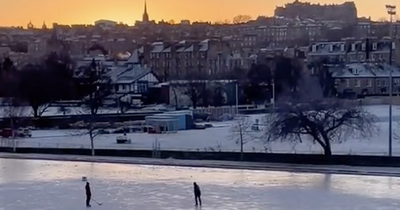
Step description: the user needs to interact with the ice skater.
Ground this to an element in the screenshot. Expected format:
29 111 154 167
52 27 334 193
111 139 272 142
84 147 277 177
193 182 202 206
85 182 92 207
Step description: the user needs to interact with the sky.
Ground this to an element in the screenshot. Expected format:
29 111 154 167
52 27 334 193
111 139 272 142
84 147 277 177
0 0 399 27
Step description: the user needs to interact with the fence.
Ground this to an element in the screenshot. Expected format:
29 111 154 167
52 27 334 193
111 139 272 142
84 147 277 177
360 96 400 106
0 138 397 157
3 146 400 167
193 105 266 121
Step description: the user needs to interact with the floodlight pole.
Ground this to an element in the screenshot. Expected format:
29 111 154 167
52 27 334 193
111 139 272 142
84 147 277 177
386 4 396 156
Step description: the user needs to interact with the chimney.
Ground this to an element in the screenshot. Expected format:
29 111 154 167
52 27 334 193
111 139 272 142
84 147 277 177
366 38 370 61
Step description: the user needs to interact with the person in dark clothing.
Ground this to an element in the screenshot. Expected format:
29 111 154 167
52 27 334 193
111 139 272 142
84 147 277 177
193 182 202 206
85 182 92 207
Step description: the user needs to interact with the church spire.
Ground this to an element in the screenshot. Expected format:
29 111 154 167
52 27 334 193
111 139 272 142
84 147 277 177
144 0 147 15
142 0 149 22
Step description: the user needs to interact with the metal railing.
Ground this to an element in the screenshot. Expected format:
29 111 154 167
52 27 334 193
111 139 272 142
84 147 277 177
0 138 398 156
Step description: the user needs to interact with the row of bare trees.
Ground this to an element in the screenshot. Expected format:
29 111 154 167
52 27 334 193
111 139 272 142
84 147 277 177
0 55 110 155
0 53 76 118
171 56 306 109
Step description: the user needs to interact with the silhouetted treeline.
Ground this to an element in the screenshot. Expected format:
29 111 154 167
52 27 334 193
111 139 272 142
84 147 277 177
0 53 78 117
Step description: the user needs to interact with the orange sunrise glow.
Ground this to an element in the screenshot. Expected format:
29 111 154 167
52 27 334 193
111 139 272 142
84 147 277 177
0 0 399 26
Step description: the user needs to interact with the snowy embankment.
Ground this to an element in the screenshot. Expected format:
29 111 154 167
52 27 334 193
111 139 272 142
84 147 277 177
1 105 400 156
2 153 400 177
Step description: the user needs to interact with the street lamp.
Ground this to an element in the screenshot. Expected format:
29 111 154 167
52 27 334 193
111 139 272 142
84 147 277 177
271 79 275 111
236 81 239 115
386 4 396 156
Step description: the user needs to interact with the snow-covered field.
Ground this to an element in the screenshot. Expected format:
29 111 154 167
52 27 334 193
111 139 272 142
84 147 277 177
0 158 400 210
2 105 400 156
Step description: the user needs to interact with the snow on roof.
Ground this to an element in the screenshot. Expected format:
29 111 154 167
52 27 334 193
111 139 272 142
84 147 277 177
183 45 194 52
162 46 172 53
116 67 152 84
151 42 164 53
199 39 209 52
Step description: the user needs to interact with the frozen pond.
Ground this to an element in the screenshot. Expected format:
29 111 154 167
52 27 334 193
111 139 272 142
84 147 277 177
0 158 400 210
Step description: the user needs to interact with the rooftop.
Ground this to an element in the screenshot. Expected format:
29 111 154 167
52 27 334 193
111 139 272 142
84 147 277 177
331 63 400 78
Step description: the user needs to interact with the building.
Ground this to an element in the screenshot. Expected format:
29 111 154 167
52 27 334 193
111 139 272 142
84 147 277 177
94 20 117 30
356 21 400 39
74 51 160 107
27 29 67 58
330 63 400 97
307 39 395 64
274 0 357 23
164 80 238 108
147 39 231 81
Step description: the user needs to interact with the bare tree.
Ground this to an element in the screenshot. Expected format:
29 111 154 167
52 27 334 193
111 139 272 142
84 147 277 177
263 98 378 156
2 98 28 152
171 73 209 109
233 15 252 24
171 87 179 109
261 74 379 156
229 115 261 160
75 59 111 156
18 56 74 118
0 59 28 151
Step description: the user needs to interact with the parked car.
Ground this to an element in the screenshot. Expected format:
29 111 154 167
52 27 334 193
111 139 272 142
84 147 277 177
17 128 32 137
116 134 131 144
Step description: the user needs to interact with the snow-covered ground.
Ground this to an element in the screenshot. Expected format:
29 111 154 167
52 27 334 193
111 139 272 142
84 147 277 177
0 158 399 210
2 105 400 156
3 153 400 177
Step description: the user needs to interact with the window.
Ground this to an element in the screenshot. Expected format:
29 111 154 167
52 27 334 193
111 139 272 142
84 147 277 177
311 45 316 52
137 82 148 93
373 43 377 50
395 79 400 86
355 79 361 87
367 79 372 87
377 80 381 87
384 80 388 86
346 79 350 88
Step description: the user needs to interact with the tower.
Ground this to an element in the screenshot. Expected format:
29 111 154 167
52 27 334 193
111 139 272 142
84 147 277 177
27 20 34 29
142 0 149 23
42 21 48 30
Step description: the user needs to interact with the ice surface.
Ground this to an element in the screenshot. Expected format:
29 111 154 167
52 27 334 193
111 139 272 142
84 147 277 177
0 158 400 210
